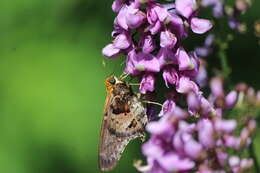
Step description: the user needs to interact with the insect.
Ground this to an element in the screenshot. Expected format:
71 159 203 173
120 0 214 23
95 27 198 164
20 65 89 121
98 75 148 171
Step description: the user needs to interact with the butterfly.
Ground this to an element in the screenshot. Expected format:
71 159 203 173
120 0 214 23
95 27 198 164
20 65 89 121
98 75 148 171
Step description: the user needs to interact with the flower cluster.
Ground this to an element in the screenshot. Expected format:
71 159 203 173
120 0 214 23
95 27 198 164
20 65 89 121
137 75 258 173
102 0 258 172
103 0 216 121
102 0 212 94
138 107 256 172
208 77 238 110
201 0 252 32
235 83 260 108
195 34 215 58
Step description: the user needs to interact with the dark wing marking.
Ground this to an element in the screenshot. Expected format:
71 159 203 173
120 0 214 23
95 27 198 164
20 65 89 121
99 85 147 171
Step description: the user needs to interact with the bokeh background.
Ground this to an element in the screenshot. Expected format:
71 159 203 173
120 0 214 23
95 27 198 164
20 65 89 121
1 0 260 173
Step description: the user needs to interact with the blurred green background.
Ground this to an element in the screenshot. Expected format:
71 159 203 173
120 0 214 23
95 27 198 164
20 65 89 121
0 0 260 173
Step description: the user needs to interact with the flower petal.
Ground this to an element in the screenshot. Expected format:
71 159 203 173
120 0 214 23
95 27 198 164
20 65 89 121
159 99 176 116
157 48 177 68
176 76 199 94
184 139 203 159
190 17 213 34
215 119 237 133
113 33 131 49
198 119 215 148
112 0 124 12
135 53 160 72
210 77 224 98
176 0 196 19
102 44 120 58
154 5 169 22
225 91 238 109
177 48 194 71
124 50 140 75
157 152 195 172
140 73 156 94
141 35 156 54
150 20 161 35
126 10 146 29
163 66 178 88
116 6 128 30
160 31 177 49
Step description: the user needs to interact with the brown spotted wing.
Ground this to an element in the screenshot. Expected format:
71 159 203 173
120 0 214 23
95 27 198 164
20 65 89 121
98 76 147 171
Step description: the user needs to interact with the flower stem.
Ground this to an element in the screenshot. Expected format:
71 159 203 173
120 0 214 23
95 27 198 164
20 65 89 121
249 142 260 172
218 42 231 79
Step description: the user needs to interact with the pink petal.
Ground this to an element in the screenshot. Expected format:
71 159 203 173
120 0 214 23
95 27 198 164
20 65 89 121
102 44 120 58
191 17 213 34
176 0 196 19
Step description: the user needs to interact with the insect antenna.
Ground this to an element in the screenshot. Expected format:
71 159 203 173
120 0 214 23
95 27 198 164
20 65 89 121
142 100 163 107
119 72 130 80
129 83 140 86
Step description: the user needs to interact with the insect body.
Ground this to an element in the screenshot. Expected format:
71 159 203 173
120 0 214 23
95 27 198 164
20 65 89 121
99 76 148 171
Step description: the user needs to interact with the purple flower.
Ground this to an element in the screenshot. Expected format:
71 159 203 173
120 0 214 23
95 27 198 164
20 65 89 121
205 34 215 47
113 33 131 49
125 50 140 75
153 5 169 22
190 18 213 34
216 149 228 166
160 31 177 49
112 0 124 13
135 53 160 72
214 119 237 133
184 138 203 159
187 92 200 114
210 77 224 98
229 156 240 172
176 76 199 94
247 119 257 133
146 115 174 136
157 152 195 172
160 100 175 116
116 5 129 30
195 34 215 57
157 48 178 68
162 66 178 88
176 47 194 71
140 34 156 54
104 1 256 172
125 50 160 75
200 97 213 115
149 21 161 35
195 62 207 87
171 106 188 120
195 47 210 57
201 0 224 18
184 52 200 78
126 8 146 29
240 158 253 170
198 119 215 148
140 73 156 94
142 138 164 160
102 44 120 58
225 91 238 108
168 13 187 39
147 4 169 34
224 135 240 149
176 0 197 19
159 90 178 116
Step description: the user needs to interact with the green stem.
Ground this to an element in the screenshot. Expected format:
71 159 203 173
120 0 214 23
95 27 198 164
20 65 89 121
218 42 231 79
249 142 260 172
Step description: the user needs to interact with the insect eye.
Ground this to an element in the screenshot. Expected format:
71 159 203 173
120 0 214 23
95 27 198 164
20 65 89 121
109 77 116 85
